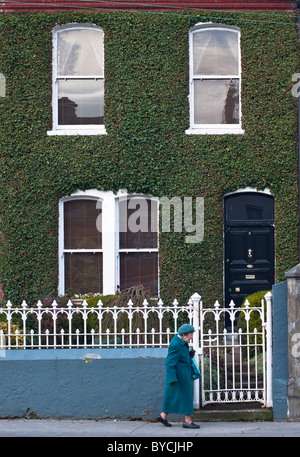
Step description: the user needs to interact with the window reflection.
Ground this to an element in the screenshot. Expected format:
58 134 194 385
58 80 104 125
194 79 239 124
57 29 104 76
193 29 239 75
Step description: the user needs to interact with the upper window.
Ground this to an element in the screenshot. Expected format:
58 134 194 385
48 24 106 136
186 24 244 135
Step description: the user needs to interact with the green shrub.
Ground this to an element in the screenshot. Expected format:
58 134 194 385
86 294 118 333
236 290 270 356
0 321 21 348
86 285 167 336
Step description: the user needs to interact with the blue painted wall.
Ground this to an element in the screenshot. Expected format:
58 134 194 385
272 281 288 421
0 289 290 422
0 348 167 420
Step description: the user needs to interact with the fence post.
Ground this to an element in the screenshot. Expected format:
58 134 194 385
264 291 273 408
190 292 201 409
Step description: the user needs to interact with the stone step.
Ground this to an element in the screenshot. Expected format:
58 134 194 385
192 408 273 422
192 402 273 422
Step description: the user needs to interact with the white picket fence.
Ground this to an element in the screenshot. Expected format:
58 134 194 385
0 297 194 349
0 292 272 408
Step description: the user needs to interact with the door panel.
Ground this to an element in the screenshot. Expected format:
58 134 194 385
225 226 274 308
224 193 274 327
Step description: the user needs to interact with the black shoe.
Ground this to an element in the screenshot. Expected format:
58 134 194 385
156 415 172 427
183 421 200 429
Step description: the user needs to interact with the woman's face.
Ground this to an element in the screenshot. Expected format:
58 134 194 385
181 332 194 343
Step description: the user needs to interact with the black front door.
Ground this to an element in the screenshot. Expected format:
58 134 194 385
224 192 274 321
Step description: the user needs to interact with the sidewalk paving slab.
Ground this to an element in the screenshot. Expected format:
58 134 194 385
0 419 299 438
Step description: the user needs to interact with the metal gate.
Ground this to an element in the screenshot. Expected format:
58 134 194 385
191 292 272 408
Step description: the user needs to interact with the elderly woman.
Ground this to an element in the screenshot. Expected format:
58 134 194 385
156 323 200 429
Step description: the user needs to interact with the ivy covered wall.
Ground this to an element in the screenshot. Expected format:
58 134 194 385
0 10 299 305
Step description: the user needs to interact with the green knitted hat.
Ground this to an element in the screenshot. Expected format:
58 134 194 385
178 324 195 335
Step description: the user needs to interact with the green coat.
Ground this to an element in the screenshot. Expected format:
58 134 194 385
162 334 194 415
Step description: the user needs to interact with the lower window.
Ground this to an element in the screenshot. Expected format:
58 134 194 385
59 190 159 296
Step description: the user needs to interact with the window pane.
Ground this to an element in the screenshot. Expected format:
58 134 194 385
193 30 238 75
64 199 102 249
120 252 158 294
119 198 158 249
65 253 103 294
58 79 104 125
194 79 239 124
57 29 103 76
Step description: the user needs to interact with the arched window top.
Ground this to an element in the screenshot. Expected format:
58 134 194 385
53 23 103 31
190 24 240 77
190 23 240 32
54 24 104 77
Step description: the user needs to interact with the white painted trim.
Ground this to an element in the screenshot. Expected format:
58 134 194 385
63 249 103 253
224 187 272 197
185 127 244 135
102 191 116 295
47 128 107 136
118 249 159 253
58 198 65 296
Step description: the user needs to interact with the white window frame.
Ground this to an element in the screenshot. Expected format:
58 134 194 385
185 23 244 135
58 189 159 296
47 23 107 136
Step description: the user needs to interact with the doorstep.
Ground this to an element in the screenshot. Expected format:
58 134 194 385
193 402 273 422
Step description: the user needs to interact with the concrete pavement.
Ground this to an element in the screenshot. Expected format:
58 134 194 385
0 418 299 437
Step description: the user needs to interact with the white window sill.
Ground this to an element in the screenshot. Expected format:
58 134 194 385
47 128 107 136
185 127 244 135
